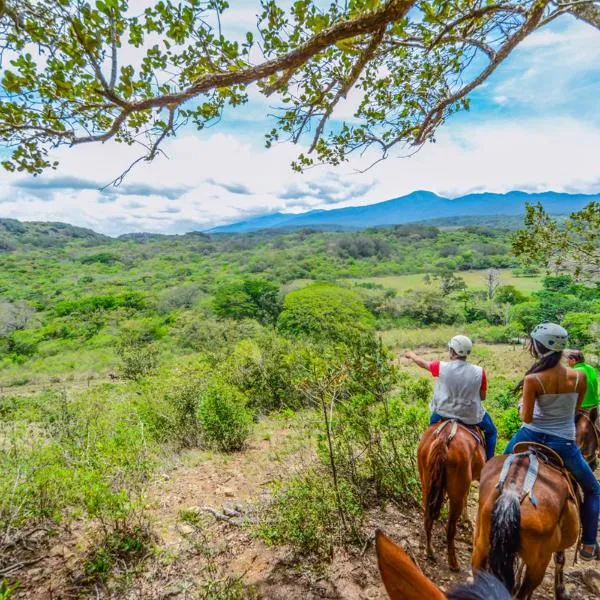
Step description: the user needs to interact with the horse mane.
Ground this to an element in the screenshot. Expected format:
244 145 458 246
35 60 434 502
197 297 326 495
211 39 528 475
447 571 511 600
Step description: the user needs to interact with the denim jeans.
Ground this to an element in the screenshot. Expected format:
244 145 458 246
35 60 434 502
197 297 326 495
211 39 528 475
429 411 497 461
505 427 600 545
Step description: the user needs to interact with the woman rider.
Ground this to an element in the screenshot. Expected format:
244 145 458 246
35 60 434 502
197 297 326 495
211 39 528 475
505 323 600 560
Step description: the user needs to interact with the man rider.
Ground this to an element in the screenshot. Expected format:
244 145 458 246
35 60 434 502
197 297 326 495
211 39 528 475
566 349 599 423
405 335 497 460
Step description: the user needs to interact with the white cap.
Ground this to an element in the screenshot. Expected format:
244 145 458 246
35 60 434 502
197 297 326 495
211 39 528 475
448 335 473 357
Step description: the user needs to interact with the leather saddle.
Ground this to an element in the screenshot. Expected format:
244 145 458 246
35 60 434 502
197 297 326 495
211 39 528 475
502 441 580 508
433 418 484 446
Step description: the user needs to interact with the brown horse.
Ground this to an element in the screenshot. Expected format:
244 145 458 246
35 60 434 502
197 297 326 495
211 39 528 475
576 410 598 469
472 445 579 599
418 420 485 570
375 530 510 600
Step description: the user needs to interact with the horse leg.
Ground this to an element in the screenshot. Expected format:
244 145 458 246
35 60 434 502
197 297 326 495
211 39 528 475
554 551 570 600
516 555 551 600
446 471 469 571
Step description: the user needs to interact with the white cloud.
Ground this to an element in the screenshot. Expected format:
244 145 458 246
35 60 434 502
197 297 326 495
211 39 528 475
1 10 599 235
1 115 599 235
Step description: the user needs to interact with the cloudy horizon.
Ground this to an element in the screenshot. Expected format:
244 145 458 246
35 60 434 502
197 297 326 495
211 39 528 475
1 9 599 236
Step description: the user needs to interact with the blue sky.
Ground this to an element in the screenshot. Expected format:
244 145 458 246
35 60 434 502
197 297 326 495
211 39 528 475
1 4 599 235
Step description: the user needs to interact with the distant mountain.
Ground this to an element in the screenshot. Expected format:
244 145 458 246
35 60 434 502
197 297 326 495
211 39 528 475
0 218 110 251
208 190 598 233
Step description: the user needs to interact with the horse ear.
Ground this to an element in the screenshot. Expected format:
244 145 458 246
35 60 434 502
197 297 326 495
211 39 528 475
376 530 445 600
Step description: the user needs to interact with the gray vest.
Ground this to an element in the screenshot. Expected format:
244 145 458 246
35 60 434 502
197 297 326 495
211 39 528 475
430 360 485 425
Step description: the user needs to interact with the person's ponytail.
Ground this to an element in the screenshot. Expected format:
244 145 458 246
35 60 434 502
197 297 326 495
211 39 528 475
514 340 563 393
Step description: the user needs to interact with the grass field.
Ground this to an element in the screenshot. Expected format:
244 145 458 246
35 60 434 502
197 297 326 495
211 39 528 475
348 268 543 295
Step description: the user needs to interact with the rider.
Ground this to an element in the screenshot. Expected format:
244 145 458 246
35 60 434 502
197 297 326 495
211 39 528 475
566 349 599 423
505 323 600 561
405 335 497 461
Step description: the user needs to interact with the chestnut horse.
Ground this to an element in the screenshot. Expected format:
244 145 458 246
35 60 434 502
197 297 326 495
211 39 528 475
472 445 579 599
375 530 510 600
418 420 485 570
576 410 598 469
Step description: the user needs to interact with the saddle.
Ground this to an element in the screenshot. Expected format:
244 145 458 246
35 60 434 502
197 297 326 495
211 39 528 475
497 442 580 508
433 418 484 446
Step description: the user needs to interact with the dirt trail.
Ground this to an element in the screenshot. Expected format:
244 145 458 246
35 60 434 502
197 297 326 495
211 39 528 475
9 411 600 599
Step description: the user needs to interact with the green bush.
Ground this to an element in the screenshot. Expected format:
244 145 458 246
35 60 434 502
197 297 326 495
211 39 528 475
213 278 281 325
278 283 374 343
0 388 156 538
222 331 307 413
562 312 598 346
197 381 253 451
397 289 459 325
257 468 362 556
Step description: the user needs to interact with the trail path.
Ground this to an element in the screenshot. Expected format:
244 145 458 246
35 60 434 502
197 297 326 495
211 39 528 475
10 410 600 599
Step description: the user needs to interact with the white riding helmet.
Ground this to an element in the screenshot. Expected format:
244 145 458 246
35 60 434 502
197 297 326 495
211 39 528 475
530 323 568 355
448 335 473 357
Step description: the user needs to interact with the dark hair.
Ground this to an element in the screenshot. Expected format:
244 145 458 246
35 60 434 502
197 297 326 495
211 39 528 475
515 338 563 392
566 349 585 364
447 571 511 600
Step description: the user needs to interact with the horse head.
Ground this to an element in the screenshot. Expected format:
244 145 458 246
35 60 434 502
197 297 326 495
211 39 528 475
375 530 510 600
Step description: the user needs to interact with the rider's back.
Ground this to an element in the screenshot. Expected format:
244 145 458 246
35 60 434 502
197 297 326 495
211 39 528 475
431 360 484 425
524 366 581 441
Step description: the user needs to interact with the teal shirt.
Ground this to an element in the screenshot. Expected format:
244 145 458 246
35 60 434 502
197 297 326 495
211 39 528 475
574 362 599 409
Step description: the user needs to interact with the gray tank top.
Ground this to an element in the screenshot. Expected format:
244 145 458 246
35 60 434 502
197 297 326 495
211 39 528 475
524 372 580 441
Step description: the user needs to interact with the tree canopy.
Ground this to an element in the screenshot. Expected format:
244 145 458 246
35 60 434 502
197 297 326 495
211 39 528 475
1 0 599 178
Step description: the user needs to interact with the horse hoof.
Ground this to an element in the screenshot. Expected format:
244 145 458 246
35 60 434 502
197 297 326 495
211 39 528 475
449 563 460 572
426 553 436 563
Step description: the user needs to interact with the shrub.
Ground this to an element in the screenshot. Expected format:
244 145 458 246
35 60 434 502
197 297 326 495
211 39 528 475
278 283 374 343
222 332 307 413
118 343 160 380
257 469 362 556
494 285 527 305
397 289 458 325
562 312 598 346
213 278 281 325
197 381 252 451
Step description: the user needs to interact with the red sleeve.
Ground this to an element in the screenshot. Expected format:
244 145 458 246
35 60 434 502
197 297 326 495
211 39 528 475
429 361 441 377
480 369 487 395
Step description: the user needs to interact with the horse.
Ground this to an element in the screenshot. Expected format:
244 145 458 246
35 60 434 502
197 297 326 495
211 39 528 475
471 444 579 599
375 530 510 600
576 410 598 469
418 419 486 570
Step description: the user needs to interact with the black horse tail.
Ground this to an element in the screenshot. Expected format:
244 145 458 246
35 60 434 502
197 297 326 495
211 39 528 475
489 488 521 593
425 435 448 525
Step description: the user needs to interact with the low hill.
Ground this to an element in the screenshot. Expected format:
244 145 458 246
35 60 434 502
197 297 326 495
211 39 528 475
209 190 597 233
0 218 110 250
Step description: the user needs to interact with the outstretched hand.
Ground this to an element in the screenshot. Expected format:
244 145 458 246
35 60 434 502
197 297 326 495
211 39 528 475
405 351 417 361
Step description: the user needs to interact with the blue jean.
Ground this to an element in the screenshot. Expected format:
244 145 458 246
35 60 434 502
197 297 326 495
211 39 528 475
430 412 497 461
505 427 600 545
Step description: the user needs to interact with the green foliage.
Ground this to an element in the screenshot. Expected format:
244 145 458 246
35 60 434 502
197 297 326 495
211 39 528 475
0 388 156 537
513 202 600 281
0 2 556 174
214 278 281 325
494 285 527 305
222 331 308 412
257 468 363 556
562 312 599 346
197 380 253 452
278 283 374 342
397 289 458 325
84 527 152 583
0 580 19 600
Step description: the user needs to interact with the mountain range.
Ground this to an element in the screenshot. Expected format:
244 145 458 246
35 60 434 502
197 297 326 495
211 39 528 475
208 190 598 233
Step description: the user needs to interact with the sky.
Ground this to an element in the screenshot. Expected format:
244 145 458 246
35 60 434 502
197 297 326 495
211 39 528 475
1 4 600 236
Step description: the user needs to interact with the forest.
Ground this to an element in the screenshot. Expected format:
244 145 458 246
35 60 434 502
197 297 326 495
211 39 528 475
1 217 598 598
